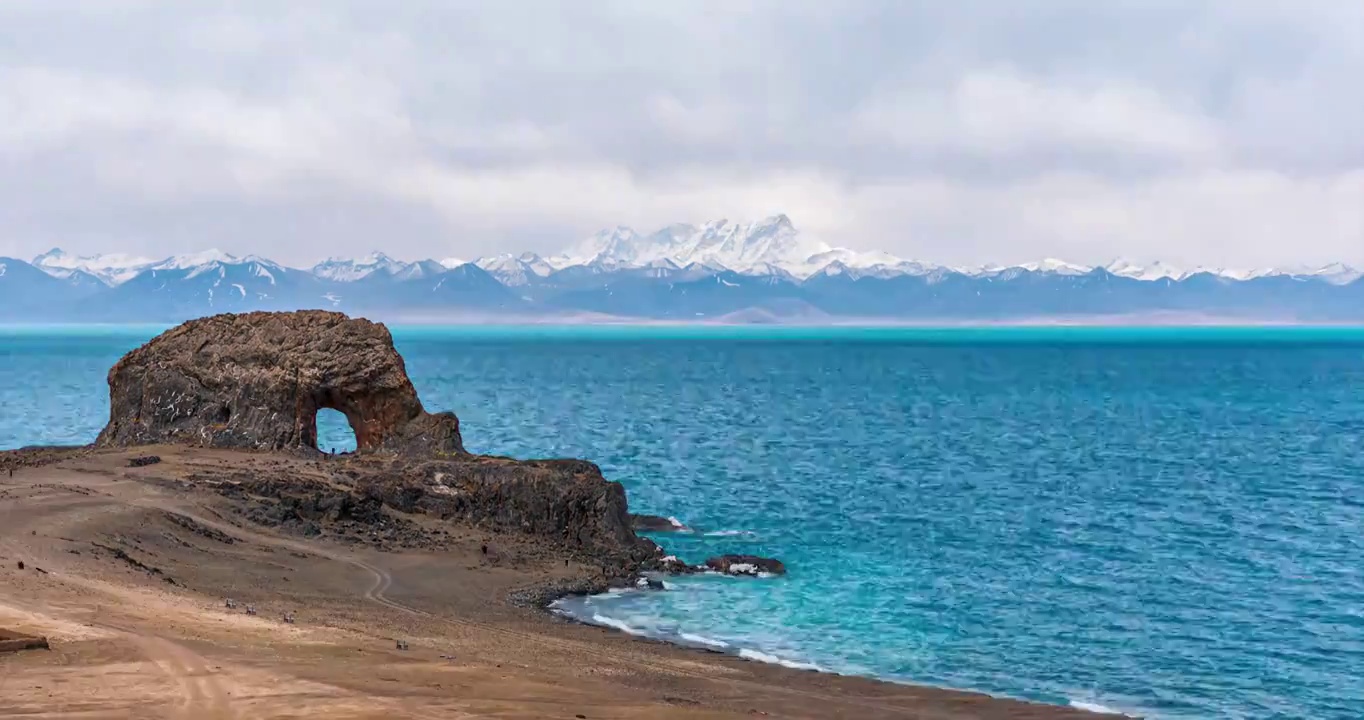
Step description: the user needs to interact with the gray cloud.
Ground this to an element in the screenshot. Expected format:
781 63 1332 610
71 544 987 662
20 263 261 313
0 0 1360 267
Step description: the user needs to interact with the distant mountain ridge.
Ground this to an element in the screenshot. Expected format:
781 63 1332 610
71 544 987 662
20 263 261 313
6 216 1363 323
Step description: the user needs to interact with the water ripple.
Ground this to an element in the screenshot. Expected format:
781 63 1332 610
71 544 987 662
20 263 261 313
3 327 1363 718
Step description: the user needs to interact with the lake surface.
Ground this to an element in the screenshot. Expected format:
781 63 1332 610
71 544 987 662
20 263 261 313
3 325 1363 718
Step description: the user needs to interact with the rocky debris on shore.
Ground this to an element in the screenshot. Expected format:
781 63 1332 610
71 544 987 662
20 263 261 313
90 541 180 585
704 555 786 576
95 310 464 455
200 453 660 566
162 511 235 545
127 455 161 467
0 445 89 473
0 630 50 654
630 514 691 532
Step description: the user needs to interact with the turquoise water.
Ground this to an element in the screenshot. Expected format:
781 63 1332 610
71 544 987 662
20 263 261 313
4 326 1364 718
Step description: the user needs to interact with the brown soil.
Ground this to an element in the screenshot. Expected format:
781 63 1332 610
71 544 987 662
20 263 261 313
0 446 1103 719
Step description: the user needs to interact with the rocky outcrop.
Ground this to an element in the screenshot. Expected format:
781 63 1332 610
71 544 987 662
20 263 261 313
630 514 690 532
0 629 50 654
203 455 659 565
705 555 786 576
80 310 778 582
94 311 464 455
368 456 658 562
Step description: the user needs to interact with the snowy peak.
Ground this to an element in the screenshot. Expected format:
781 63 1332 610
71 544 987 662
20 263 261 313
1302 262 1363 285
150 249 239 271
390 259 447 281
1104 258 1186 281
1018 258 1092 276
312 251 406 282
1097 259 1364 284
474 252 554 287
800 248 924 277
552 215 845 277
31 247 155 285
311 252 459 283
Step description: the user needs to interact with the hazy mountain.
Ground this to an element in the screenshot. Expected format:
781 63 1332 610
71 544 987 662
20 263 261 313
311 252 409 282
7 217 1363 322
32 247 155 285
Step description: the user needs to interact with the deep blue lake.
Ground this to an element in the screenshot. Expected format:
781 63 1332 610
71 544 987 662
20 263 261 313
4 325 1363 718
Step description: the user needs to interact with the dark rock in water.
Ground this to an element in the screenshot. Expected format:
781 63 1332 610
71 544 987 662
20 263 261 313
646 554 696 575
94 310 464 456
645 577 666 590
127 455 161 467
630 514 689 532
705 554 786 576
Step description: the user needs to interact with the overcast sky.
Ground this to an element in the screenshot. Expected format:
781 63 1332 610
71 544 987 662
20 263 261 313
1 1 1361 268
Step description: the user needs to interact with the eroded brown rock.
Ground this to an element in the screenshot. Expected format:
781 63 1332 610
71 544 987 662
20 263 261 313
94 311 464 455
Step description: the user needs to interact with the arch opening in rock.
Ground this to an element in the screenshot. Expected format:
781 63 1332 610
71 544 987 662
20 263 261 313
313 407 358 454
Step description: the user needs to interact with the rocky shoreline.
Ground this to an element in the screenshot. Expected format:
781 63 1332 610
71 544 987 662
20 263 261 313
17 310 784 597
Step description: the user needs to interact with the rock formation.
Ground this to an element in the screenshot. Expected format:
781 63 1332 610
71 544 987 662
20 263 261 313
630 514 690 532
95 311 464 455
79 309 770 582
210 455 661 563
705 555 786 576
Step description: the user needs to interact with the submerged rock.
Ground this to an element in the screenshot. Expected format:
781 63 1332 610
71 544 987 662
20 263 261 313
630 514 690 532
95 310 464 455
704 555 786 576
634 576 667 591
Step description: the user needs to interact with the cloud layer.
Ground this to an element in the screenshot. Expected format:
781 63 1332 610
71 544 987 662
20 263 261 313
1 1 1361 267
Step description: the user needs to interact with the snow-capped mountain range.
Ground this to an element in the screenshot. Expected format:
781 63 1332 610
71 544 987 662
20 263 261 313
23 214 1362 288
4 215 1362 322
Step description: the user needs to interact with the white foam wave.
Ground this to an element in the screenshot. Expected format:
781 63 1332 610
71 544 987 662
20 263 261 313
666 516 690 530
738 648 822 671
591 613 646 636
1068 699 1135 716
679 632 730 649
704 529 756 537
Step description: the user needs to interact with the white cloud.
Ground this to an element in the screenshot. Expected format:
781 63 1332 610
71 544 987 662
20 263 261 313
0 1 1359 268
854 70 1221 161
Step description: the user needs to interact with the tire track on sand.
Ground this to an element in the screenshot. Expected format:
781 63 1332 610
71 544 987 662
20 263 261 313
0 505 237 720
106 623 238 720
143 504 914 715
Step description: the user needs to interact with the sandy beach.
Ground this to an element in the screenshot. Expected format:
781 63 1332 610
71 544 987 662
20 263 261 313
0 446 1104 719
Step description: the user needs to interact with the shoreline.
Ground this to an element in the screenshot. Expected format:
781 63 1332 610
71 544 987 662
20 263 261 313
0 444 1109 718
539 581 1138 718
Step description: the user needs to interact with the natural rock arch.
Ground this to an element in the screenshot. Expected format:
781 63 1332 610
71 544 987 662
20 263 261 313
95 311 465 455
